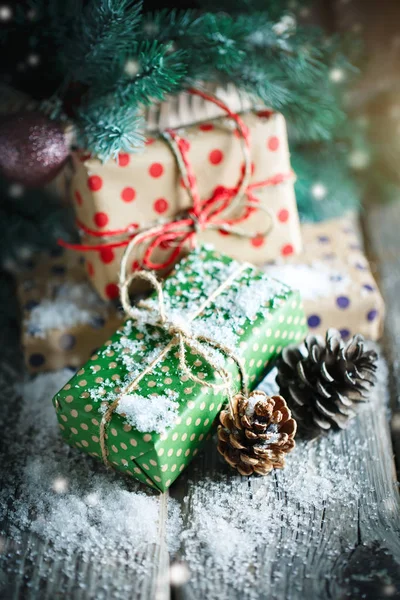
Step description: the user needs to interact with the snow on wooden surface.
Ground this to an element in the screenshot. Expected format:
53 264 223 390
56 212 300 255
0 206 399 599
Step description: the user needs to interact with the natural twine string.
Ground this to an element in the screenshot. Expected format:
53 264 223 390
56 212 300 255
99 232 249 467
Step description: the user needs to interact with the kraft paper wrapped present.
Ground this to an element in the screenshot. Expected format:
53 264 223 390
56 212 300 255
69 102 302 301
52 245 307 491
263 216 384 341
16 247 122 373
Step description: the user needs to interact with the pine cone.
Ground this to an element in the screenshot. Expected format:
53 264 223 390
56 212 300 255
217 391 297 476
276 328 378 437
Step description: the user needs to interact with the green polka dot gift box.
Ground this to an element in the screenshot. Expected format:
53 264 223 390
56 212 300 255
53 245 307 492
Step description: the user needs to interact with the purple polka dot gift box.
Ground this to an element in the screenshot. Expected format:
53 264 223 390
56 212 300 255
263 216 385 341
15 248 123 373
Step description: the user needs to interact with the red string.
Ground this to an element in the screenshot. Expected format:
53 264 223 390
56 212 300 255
59 89 292 270
76 220 139 238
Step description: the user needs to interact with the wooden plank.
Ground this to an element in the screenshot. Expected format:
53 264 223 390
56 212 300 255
0 485 169 600
362 203 400 474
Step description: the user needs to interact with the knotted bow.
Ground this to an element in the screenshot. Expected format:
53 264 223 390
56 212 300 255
99 238 249 467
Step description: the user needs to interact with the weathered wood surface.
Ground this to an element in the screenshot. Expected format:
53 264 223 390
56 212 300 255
363 203 400 475
0 204 400 600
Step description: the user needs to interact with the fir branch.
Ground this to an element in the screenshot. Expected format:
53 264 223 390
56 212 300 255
224 57 291 109
102 41 188 106
140 11 253 80
248 20 331 89
285 85 345 142
60 0 143 85
141 9 201 43
192 13 251 73
12 0 355 158
76 104 146 162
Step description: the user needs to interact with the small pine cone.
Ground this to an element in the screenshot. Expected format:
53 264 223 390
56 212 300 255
276 328 378 437
217 391 297 476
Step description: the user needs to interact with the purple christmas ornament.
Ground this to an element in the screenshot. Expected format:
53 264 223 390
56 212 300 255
0 111 70 187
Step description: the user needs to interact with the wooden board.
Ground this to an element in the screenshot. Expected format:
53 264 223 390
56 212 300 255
0 205 399 599
362 203 400 474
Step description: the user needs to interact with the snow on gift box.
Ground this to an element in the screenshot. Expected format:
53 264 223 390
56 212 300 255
15 247 123 373
66 89 301 301
52 245 307 492
263 216 385 342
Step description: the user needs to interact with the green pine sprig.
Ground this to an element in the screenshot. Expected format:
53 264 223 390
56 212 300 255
104 41 188 106
76 104 146 162
14 0 356 161
61 0 143 85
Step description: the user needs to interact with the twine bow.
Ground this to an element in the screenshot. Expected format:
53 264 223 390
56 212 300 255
59 88 294 269
99 237 249 467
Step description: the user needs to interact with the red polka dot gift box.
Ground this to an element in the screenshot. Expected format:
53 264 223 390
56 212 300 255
15 248 122 373
263 216 385 342
69 103 302 301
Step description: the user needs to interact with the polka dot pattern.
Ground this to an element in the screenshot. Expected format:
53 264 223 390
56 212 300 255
149 162 164 178
118 153 130 167
94 212 109 228
278 209 289 223
105 283 119 300
267 136 279 151
100 248 115 264
88 175 102 192
336 296 350 309
307 315 321 329
209 149 223 165
29 353 45 367
281 244 294 256
153 198 169 214
121 187 135 202
251 234 265 248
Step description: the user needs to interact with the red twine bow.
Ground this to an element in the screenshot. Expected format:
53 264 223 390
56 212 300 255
59 88 293 271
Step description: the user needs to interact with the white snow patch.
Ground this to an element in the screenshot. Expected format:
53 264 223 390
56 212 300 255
244 391 266 416
25 281 107 336
2 370 181 574
116 391 180 433
232 277 287 321
263 262 351 300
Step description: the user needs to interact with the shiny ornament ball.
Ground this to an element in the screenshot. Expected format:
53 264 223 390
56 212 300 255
0 111 70 187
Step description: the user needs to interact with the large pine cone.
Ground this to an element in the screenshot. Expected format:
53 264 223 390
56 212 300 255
217 391 297 476
276 328 378 436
